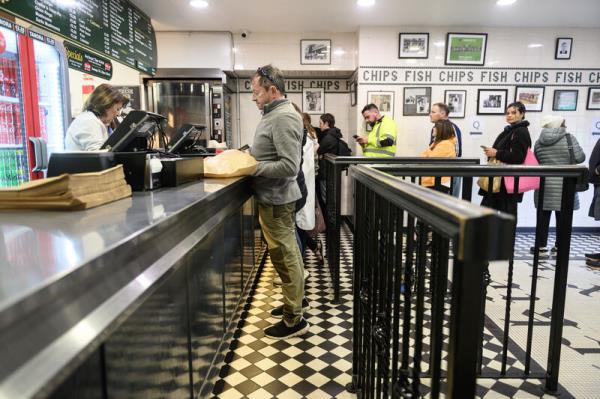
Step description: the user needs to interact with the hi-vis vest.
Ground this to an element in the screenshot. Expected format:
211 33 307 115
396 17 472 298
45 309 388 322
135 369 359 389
364 115 397 157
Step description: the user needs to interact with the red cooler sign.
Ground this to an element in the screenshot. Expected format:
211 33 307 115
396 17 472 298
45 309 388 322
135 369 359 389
0 31 6 54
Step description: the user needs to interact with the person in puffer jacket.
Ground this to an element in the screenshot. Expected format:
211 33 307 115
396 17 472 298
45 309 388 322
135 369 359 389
532 115 585 256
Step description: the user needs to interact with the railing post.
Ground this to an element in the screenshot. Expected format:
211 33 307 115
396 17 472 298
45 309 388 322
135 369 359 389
544 177 576 393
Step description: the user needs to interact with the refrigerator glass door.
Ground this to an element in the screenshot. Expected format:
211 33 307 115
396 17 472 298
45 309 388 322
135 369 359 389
150 81 209 140
33 39 66 157
0 27 28 187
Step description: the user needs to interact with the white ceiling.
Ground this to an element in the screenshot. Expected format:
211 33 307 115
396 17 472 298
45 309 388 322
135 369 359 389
130 0 600 33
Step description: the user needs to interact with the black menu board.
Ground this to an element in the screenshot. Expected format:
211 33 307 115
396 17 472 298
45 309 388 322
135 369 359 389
0 0 157 74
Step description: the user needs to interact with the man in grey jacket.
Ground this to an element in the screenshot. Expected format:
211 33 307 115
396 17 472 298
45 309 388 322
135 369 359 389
250 64 309 339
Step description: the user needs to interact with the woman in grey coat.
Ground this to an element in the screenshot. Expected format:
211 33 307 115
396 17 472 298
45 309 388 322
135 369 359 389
532 115 585 255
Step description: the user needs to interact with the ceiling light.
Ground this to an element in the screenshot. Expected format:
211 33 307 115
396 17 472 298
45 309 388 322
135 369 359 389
496 0 517 6
357 0 375 7
190 0 209 8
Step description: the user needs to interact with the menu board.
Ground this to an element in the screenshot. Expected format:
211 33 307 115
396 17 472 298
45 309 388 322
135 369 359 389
0 0 157 74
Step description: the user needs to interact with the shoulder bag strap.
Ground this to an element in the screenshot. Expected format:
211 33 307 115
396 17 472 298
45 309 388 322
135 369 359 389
565 134 576 165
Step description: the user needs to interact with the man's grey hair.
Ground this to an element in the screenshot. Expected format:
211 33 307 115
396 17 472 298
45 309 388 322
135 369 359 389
254 64 286 94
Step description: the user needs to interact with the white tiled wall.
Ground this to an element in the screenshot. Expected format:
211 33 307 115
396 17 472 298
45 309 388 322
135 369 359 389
357 26 600 227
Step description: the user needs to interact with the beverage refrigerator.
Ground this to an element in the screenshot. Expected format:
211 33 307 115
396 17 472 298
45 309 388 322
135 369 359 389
0 25 70 188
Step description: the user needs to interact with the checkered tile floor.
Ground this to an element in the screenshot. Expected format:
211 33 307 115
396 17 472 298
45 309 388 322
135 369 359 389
211 230 600 398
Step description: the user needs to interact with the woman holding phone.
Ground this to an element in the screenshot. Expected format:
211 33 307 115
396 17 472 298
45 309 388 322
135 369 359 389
480 101 532 216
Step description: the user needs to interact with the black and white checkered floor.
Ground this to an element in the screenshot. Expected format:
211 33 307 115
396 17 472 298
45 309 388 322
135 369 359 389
211 230 600 398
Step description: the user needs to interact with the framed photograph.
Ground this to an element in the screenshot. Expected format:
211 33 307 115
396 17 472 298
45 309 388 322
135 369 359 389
398 33 429 59
553 90 578 111
302 88 325 114
349 81 357 107
586 87 600 110
445 32 487 65
477 89 508 115
515 86 545 112
555 38 572 60
444 90 466 118
367 91 394 118
300 39 331 65
403 87 431 116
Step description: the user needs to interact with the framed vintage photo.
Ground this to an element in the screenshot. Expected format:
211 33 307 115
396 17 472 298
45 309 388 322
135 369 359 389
302 88 325 114
555 38 572 60
515 86 545 112
553 90 578 111
398 33 429 59
300 39 331 65
350 81 357 107
444 90 466 118
403 87 431 116
586 87 600 110
477 89 508 115
445 32 487 65
367 91 394 118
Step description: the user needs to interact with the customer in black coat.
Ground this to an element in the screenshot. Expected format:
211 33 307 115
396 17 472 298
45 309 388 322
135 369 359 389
315 113 343 213
480 102 532 216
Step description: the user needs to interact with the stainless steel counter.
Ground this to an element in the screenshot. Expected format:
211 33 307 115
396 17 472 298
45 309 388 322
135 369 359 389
0 177 257 399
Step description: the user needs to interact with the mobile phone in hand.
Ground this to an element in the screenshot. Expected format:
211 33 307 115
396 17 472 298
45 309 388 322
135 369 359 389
480 145 487 149
353 135 359 139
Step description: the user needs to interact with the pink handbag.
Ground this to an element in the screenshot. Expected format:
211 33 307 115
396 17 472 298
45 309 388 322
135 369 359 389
503 148 540 193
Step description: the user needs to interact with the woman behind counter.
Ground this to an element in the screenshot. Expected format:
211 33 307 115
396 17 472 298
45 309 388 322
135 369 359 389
65 84 128 151
480 101 532 216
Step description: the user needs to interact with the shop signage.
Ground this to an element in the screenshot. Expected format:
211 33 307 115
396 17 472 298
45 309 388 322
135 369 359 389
114 85 140 109
0 0 157 75
360 67 600 87
238 78 351 93
64 42 113 80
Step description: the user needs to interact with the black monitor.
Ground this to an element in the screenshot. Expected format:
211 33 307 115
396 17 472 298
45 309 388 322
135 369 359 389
101 110 166 152
167 123 208 154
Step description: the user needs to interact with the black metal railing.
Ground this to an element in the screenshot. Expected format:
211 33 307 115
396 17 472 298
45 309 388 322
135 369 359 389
322 155 481 302
352 163 588 395
348 165 515 398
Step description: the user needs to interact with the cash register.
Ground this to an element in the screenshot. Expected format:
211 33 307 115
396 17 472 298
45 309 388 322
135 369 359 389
47 111 205 190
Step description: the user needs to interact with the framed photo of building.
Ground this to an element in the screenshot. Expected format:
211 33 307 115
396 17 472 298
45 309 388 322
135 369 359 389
300 39 331 65
367 91 394 118
586 87 600 110
403 87 431 116
398 33 429 59
553 90 578 111
515 86 545 112
477 89 508 115
444 90 466 118
445 32 487 65
555 38 572 60
302 88 325 114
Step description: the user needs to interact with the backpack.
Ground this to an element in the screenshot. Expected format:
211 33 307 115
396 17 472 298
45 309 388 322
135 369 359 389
337 137 352 156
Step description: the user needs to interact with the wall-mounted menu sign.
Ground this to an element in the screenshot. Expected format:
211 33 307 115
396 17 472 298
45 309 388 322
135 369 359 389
0 0 157 75
64 42 113 80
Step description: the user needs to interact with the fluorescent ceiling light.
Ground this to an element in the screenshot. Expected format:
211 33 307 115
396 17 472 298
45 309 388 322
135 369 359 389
357 0 375 7
190 0 209 8
528 43 543 48
496 0 517 5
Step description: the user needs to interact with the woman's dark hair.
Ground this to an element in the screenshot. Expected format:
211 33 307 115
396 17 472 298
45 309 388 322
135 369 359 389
84 84 128 117
506 101 526 119
432 120 455 147
320 113 335 128
302 113 317 139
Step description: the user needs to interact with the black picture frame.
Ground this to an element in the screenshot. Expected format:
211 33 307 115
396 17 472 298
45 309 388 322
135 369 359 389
514 86 545 112
368 91 395 118
300 39 331 65
445 32 488 66
586 87 600 110
553 90 578 111
302 88 325 114
555 37 573 60
349 81 357 107
398 33 429 59
444 90 466 119
403 87 431 116
477 89 508 115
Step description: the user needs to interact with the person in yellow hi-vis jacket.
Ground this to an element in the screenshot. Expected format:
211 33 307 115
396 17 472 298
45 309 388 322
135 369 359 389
355 103 397 157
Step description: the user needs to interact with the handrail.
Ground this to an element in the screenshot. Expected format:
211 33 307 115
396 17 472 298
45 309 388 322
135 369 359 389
351 166 515 261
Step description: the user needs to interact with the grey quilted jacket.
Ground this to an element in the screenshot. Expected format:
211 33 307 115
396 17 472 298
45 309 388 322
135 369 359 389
533 127 585 210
